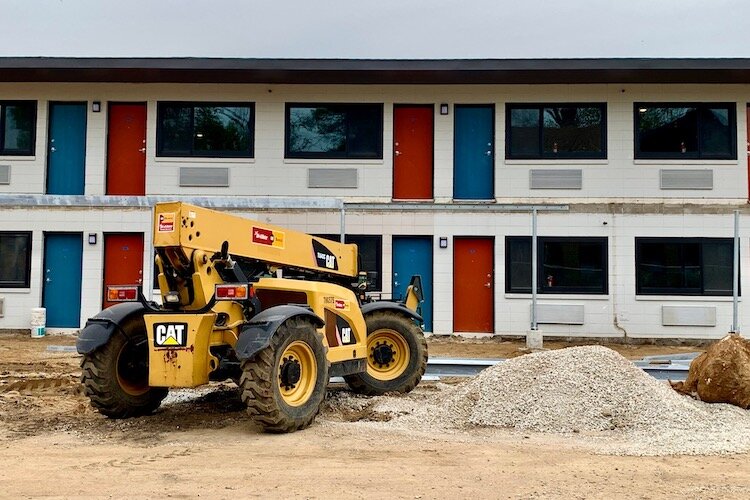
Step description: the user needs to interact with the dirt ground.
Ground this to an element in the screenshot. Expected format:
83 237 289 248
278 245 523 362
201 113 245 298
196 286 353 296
1 333 749 499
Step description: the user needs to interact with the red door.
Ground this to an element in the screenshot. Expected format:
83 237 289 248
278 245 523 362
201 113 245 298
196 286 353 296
393 105 433 199
103 234 144 308
453 238 494 333
107 103 146 195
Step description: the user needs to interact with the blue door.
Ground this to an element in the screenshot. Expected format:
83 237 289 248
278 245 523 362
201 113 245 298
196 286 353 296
454 105 494 200
47 102 87 195
43 233 83 328
392 237 433 331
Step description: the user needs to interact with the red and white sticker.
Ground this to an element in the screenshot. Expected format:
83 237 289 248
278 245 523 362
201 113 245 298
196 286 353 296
334 299 349 311
252 227 285 249
158 213 175 232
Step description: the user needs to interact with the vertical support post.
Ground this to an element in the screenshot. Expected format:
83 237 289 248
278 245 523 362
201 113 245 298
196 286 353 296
340 207 346 243
531 207 538 331
732 209 740 333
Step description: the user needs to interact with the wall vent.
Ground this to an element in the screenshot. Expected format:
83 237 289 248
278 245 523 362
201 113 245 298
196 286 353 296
529 169 582 189
533 304 585 325
178 167 230 187
662 305 716 327
660 169 713 190
0 165 10 184
308 168 358 188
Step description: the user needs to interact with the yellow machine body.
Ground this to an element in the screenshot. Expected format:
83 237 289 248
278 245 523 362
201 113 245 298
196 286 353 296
146 202 370 388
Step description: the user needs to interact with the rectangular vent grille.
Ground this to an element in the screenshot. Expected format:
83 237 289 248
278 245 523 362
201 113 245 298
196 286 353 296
662 305 716 327
178 167 229 187
308 168 358 188
529 169 582 189
533 304 585 325
0 165 10 184
660 169 713 190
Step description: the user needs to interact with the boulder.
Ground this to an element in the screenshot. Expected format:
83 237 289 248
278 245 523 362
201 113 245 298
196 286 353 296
671 333 750 408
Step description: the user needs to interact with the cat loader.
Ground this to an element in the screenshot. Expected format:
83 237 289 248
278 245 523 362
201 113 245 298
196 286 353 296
76 202 427 432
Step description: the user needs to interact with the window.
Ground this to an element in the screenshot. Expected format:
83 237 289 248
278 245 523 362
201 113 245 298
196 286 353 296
635 238 737 296
0 101 36 156
156 102 254 157
0 232 32 288
316 234 382 290
506 237 608 294
285 104 383 159
635 103 736 160
506 103 606 159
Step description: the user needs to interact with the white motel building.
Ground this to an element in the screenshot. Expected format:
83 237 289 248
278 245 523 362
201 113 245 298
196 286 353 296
1 57 750 340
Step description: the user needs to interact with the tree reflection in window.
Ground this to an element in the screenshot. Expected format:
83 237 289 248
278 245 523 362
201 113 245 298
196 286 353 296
506 103 606 159
157 103 253 157
285 104 383 159
0 101 36 155
635 103 735 159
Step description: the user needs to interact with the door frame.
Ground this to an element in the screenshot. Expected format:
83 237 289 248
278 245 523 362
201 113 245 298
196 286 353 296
45 101 88 194
41 231 83 328
452 236 495 334
105 101 148 195
453 103 496 200
392 103 435 200
392 235 434 331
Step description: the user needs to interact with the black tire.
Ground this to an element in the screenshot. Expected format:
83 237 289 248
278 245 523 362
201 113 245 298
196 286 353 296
344 311 427 396
80 315 168 418
239 317 329 433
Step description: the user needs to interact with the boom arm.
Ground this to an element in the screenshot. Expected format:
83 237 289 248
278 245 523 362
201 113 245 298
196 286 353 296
152 202 358 280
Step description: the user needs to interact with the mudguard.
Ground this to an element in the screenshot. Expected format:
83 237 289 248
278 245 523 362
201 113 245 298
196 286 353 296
360 301 423 323
234 305 325 361
75 302 149 354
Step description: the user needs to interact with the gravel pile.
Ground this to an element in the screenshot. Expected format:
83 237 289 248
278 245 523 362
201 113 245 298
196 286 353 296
326 346 750 455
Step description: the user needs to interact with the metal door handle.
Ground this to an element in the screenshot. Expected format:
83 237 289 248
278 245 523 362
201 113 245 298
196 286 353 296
138 148 146 153
394 281 399 287
50 146 56 152
484 283 491 288
395 151 402 156
485 151 492 156
46 278 51 283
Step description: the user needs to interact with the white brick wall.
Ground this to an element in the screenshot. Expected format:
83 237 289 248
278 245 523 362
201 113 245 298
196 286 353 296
0 82 747 200
1 82 749 339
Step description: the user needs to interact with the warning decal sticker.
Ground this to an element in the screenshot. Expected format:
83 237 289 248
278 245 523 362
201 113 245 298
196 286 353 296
158 213 175 232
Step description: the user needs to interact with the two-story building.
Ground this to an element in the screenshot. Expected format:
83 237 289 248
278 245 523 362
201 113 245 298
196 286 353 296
1 57 749 339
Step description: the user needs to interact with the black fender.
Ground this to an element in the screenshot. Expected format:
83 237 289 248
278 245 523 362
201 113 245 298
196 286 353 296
360 301 423 323
234 305 325 361
75 302 149 355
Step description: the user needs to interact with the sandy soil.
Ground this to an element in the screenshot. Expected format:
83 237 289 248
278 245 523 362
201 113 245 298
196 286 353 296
1 333 748 499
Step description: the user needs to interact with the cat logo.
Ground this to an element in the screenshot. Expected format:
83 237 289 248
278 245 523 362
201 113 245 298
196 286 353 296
154 322 188 348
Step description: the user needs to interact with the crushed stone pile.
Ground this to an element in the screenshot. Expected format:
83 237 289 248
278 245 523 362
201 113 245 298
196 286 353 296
324 346 750 455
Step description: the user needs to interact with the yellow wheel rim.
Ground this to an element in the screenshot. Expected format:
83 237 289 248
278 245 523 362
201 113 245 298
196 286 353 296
278 340 317 407
367 329 410 381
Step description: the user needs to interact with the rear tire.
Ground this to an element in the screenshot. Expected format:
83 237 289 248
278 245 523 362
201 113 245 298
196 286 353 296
240 317 329 433
80 316 168 418
344 311 427 396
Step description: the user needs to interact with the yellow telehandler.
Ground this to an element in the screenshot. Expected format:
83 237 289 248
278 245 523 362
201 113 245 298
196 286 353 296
76 202 427 432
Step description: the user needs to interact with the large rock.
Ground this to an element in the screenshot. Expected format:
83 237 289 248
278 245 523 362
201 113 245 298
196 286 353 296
671 333 750 408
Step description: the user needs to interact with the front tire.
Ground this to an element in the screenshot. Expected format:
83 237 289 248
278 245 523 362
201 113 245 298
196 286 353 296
344 311 427 396
240 317 329 433
80 316 168 418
